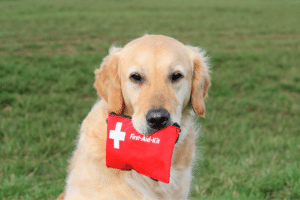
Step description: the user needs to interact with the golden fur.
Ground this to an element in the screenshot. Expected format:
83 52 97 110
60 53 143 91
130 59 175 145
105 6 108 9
58 35 210 200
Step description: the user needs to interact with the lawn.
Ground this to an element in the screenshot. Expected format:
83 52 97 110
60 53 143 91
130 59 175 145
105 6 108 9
0 0 300 199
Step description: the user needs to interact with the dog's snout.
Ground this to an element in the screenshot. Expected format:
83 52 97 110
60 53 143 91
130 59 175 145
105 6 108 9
146 109 170 130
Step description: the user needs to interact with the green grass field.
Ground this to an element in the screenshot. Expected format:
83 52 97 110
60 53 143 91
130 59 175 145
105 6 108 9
1 0 300 199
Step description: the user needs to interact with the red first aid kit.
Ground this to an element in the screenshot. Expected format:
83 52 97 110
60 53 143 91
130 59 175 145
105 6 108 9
106 113 180 183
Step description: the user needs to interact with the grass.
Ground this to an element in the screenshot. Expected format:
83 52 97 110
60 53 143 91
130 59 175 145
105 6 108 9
1 0 300 199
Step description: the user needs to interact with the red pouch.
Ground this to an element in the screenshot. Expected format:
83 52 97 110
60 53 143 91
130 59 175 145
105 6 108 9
106 113 180 183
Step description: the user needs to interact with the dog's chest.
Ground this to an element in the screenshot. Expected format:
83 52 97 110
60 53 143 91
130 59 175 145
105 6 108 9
125 166 192 200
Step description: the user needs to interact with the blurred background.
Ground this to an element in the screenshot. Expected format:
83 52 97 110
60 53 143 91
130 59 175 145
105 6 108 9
0 0 299 199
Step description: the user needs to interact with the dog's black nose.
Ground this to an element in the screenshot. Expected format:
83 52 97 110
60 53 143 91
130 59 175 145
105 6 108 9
146 109 170 130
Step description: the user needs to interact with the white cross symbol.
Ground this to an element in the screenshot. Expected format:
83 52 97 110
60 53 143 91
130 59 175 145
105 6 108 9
109 122 126 149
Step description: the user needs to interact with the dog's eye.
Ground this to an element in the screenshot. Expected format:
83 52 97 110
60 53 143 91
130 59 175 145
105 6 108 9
130 73 143 83
171 72 183 83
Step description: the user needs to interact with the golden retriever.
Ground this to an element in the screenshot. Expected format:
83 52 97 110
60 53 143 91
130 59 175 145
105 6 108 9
57 34 210 200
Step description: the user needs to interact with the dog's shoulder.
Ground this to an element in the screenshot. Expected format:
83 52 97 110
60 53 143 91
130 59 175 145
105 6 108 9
81 99 108 133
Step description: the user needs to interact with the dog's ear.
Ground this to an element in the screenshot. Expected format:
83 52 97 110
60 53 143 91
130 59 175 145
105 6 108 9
94 46 124 115
188 46 211 117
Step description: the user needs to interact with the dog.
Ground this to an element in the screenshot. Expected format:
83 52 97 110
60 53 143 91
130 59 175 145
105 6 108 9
57 34 210 200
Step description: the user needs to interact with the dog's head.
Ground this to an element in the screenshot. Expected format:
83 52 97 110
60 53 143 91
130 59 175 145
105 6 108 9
94 35 210 136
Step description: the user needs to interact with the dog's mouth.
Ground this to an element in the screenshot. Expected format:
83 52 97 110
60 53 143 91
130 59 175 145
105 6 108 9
144 121 180 136
145 126 166 136
108 112 180 138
